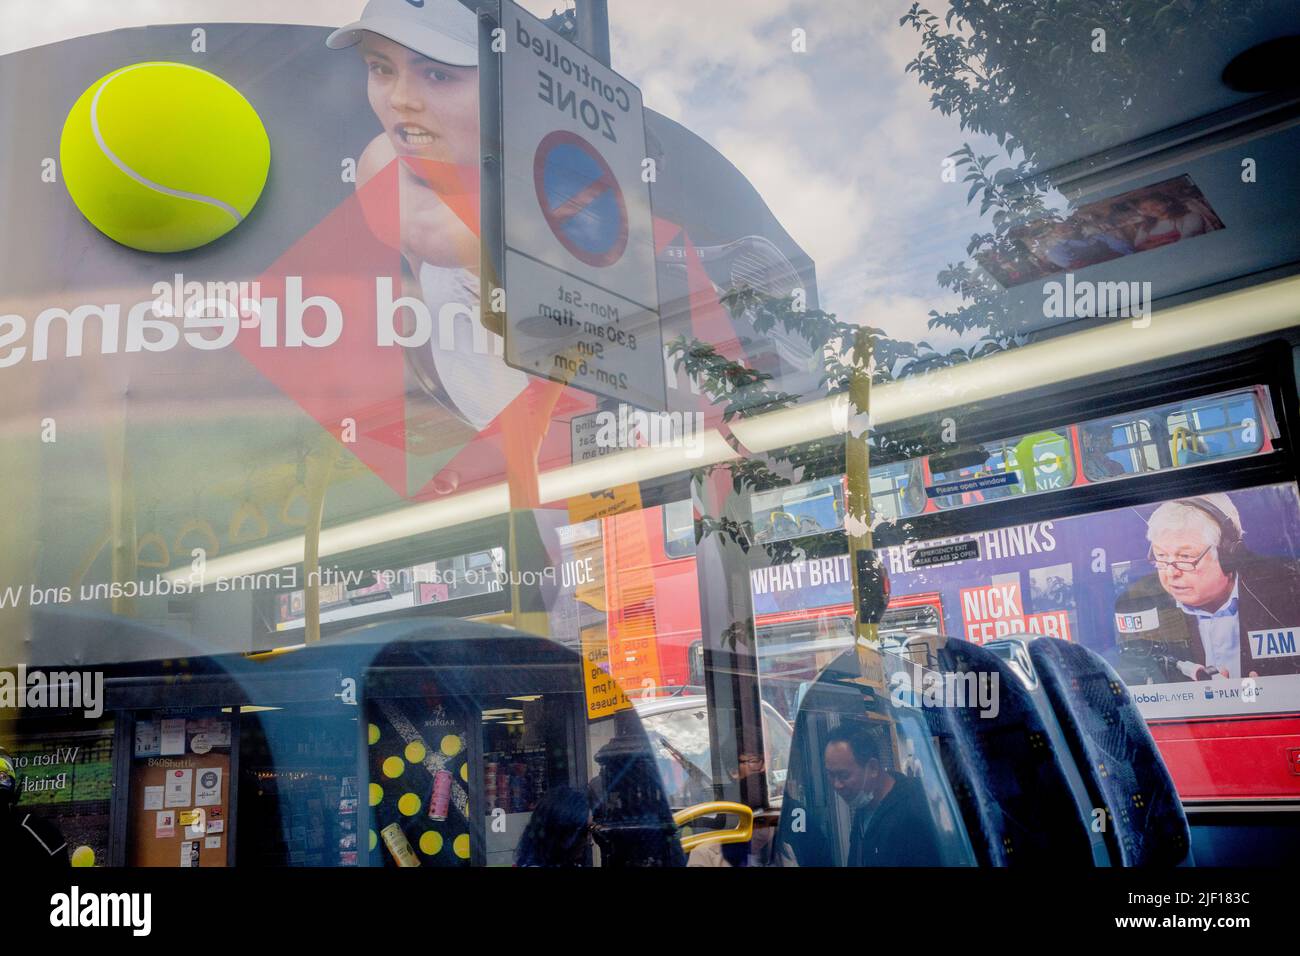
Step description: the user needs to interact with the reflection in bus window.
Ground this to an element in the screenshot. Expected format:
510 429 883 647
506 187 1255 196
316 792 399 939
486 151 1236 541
275 548 507 632
1018 430 1075 493
929 442 1024 510
750 477 844 543
639 696 792 809
870 459 927 521
662 500 696 559
757 616 856 723
412 548 506 606
1081 416 1162 477
1080 389 1266 481
773 649 975 867
930 429 1073 510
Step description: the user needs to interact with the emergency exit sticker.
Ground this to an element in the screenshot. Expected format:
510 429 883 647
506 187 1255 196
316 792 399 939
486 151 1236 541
910 540 980 569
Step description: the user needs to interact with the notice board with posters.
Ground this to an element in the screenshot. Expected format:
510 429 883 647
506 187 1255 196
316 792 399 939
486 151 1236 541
127 712 233 867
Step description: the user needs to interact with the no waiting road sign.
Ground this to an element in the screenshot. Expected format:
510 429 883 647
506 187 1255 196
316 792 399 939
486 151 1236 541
493 0 665 411
535 130 629 268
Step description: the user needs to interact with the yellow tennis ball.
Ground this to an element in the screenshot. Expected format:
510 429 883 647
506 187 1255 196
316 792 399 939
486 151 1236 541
60 61 270 253
419 831 443 856
71 845 96 867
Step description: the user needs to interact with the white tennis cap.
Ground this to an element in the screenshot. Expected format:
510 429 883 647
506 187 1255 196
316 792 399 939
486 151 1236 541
327 0 479 67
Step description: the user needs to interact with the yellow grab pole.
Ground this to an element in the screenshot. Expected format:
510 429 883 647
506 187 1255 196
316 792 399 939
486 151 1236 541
303 446 340 645
845 327 879 671
500 378 567 636
104 412 139 618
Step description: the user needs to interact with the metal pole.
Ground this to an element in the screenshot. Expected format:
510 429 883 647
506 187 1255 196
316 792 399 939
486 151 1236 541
845 327 880 658
574 0 611 67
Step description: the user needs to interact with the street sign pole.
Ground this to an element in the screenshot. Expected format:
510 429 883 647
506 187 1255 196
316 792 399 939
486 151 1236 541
493 0 665 411
574 0 611 67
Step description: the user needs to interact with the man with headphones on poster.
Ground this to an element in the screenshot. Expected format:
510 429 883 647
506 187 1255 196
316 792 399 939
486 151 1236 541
0 746 70 868
1116 493 1300 680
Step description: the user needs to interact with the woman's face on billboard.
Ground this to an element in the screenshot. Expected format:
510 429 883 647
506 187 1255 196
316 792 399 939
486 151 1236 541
360 33 478 166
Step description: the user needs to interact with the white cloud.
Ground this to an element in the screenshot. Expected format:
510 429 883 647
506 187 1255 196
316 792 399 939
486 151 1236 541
712 126 872 276
609 0 792 84
847 290 966 344
598 1 992 346
0 0 365 55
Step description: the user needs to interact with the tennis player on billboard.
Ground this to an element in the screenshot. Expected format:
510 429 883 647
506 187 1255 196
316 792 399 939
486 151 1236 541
328 0 529 433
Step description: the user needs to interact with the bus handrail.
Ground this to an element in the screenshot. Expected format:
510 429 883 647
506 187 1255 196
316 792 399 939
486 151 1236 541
672 801 754 852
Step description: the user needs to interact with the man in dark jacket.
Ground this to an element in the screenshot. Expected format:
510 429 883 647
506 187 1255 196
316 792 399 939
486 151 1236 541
823 724 942 866
0 746 70 868
1114 494 1300 681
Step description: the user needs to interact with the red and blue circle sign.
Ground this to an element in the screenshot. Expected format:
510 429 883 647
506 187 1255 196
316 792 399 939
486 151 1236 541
533 130 628 268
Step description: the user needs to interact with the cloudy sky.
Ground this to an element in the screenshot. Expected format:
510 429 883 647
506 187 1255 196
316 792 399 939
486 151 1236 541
0 0 994 346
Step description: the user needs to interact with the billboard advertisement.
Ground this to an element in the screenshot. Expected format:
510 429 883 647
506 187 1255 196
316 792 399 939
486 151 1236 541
751 483 1300 721
9 717 116 867
0 9 819 667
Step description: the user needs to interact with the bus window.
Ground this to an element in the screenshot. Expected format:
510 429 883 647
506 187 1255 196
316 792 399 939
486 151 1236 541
662 500 696 559
1169 391 1266 465
929 428 1072 509
412 548 507 607
1080 416 1164 478
750 476 845 543
273 548 508 632
756 616 856 722
870 459 927 521
772 646 976 867
639 695 793 809
9 0 1300 890
1080 388 1268 481
1016 430 1075 493
928 441 1023 510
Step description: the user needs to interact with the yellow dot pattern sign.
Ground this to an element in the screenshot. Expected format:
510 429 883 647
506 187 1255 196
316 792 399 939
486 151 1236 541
367 698 473 867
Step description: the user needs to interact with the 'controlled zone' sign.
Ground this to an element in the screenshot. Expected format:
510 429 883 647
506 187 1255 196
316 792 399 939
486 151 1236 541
495 0 665 410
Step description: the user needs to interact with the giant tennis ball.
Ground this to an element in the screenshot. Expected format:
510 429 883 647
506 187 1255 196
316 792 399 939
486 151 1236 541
60 62 270 253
